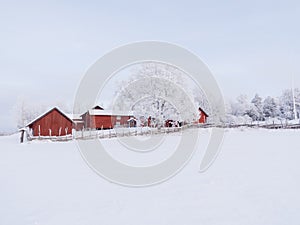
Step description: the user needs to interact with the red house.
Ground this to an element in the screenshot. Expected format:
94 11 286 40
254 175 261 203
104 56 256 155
27 107 74 136
81 106 134 129
199 107 209 123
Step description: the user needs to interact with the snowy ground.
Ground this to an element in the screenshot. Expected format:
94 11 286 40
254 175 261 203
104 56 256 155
0 128 300 225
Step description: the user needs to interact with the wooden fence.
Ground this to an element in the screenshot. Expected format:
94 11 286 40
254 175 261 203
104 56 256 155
26 122 300 142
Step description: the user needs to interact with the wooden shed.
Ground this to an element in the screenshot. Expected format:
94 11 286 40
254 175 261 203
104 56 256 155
199 107 209 124
27 107 74 136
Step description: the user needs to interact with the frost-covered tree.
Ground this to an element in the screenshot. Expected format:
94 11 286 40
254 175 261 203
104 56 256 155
263 96 279 118
278 89 300 120
14 98 29 128
14 97 71 129
13 97 45 128
294 88 300 119
230 95 250 117
245 104 260 121
278 89 294 120
226 95 257 124
251 94 264 121
193 88 213 121
225 89 300 124
113 63 206 125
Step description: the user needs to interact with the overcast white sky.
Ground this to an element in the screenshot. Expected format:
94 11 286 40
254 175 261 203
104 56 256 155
0 0 300 132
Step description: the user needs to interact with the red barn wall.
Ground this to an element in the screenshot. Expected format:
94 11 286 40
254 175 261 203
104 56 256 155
86 115 131 129
119 116 131 126
94 115 114 129
29 109 73 136
199 114 207 123
74 121 84 130
81 113 90 129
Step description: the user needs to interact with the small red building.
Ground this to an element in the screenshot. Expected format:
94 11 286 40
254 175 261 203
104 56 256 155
27 107 74 136
199 107 209 123
81 107 134 129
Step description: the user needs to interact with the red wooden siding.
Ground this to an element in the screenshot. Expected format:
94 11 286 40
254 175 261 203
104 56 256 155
198 107 209 124
83 114 131 129
73 120 84 130
199 113 207 123
28 108 73 136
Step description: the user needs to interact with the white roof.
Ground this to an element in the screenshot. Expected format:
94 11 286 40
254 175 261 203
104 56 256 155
65 114 82 120
127 118 137 121
88 109 134 116
26 107 74 127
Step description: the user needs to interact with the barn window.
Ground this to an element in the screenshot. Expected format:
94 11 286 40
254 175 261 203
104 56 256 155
116 116 121 120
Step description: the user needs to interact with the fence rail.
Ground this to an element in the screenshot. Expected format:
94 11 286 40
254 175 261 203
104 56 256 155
27 123 300 142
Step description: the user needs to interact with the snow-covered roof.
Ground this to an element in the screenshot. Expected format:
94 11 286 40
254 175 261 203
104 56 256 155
73 121 84 124
26 107 74 127
65 113 82 120
92 105 104 110
87 109 134 116
198 107 209 117
127 118 137 121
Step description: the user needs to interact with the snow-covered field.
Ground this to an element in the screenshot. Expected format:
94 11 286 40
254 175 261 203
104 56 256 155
1 129 300 225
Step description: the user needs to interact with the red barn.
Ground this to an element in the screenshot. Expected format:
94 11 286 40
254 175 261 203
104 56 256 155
81 107 134 129
27 107 74 136
199 107 209 123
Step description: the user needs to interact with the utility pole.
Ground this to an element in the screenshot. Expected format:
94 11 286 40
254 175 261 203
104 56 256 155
292 74 298 120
